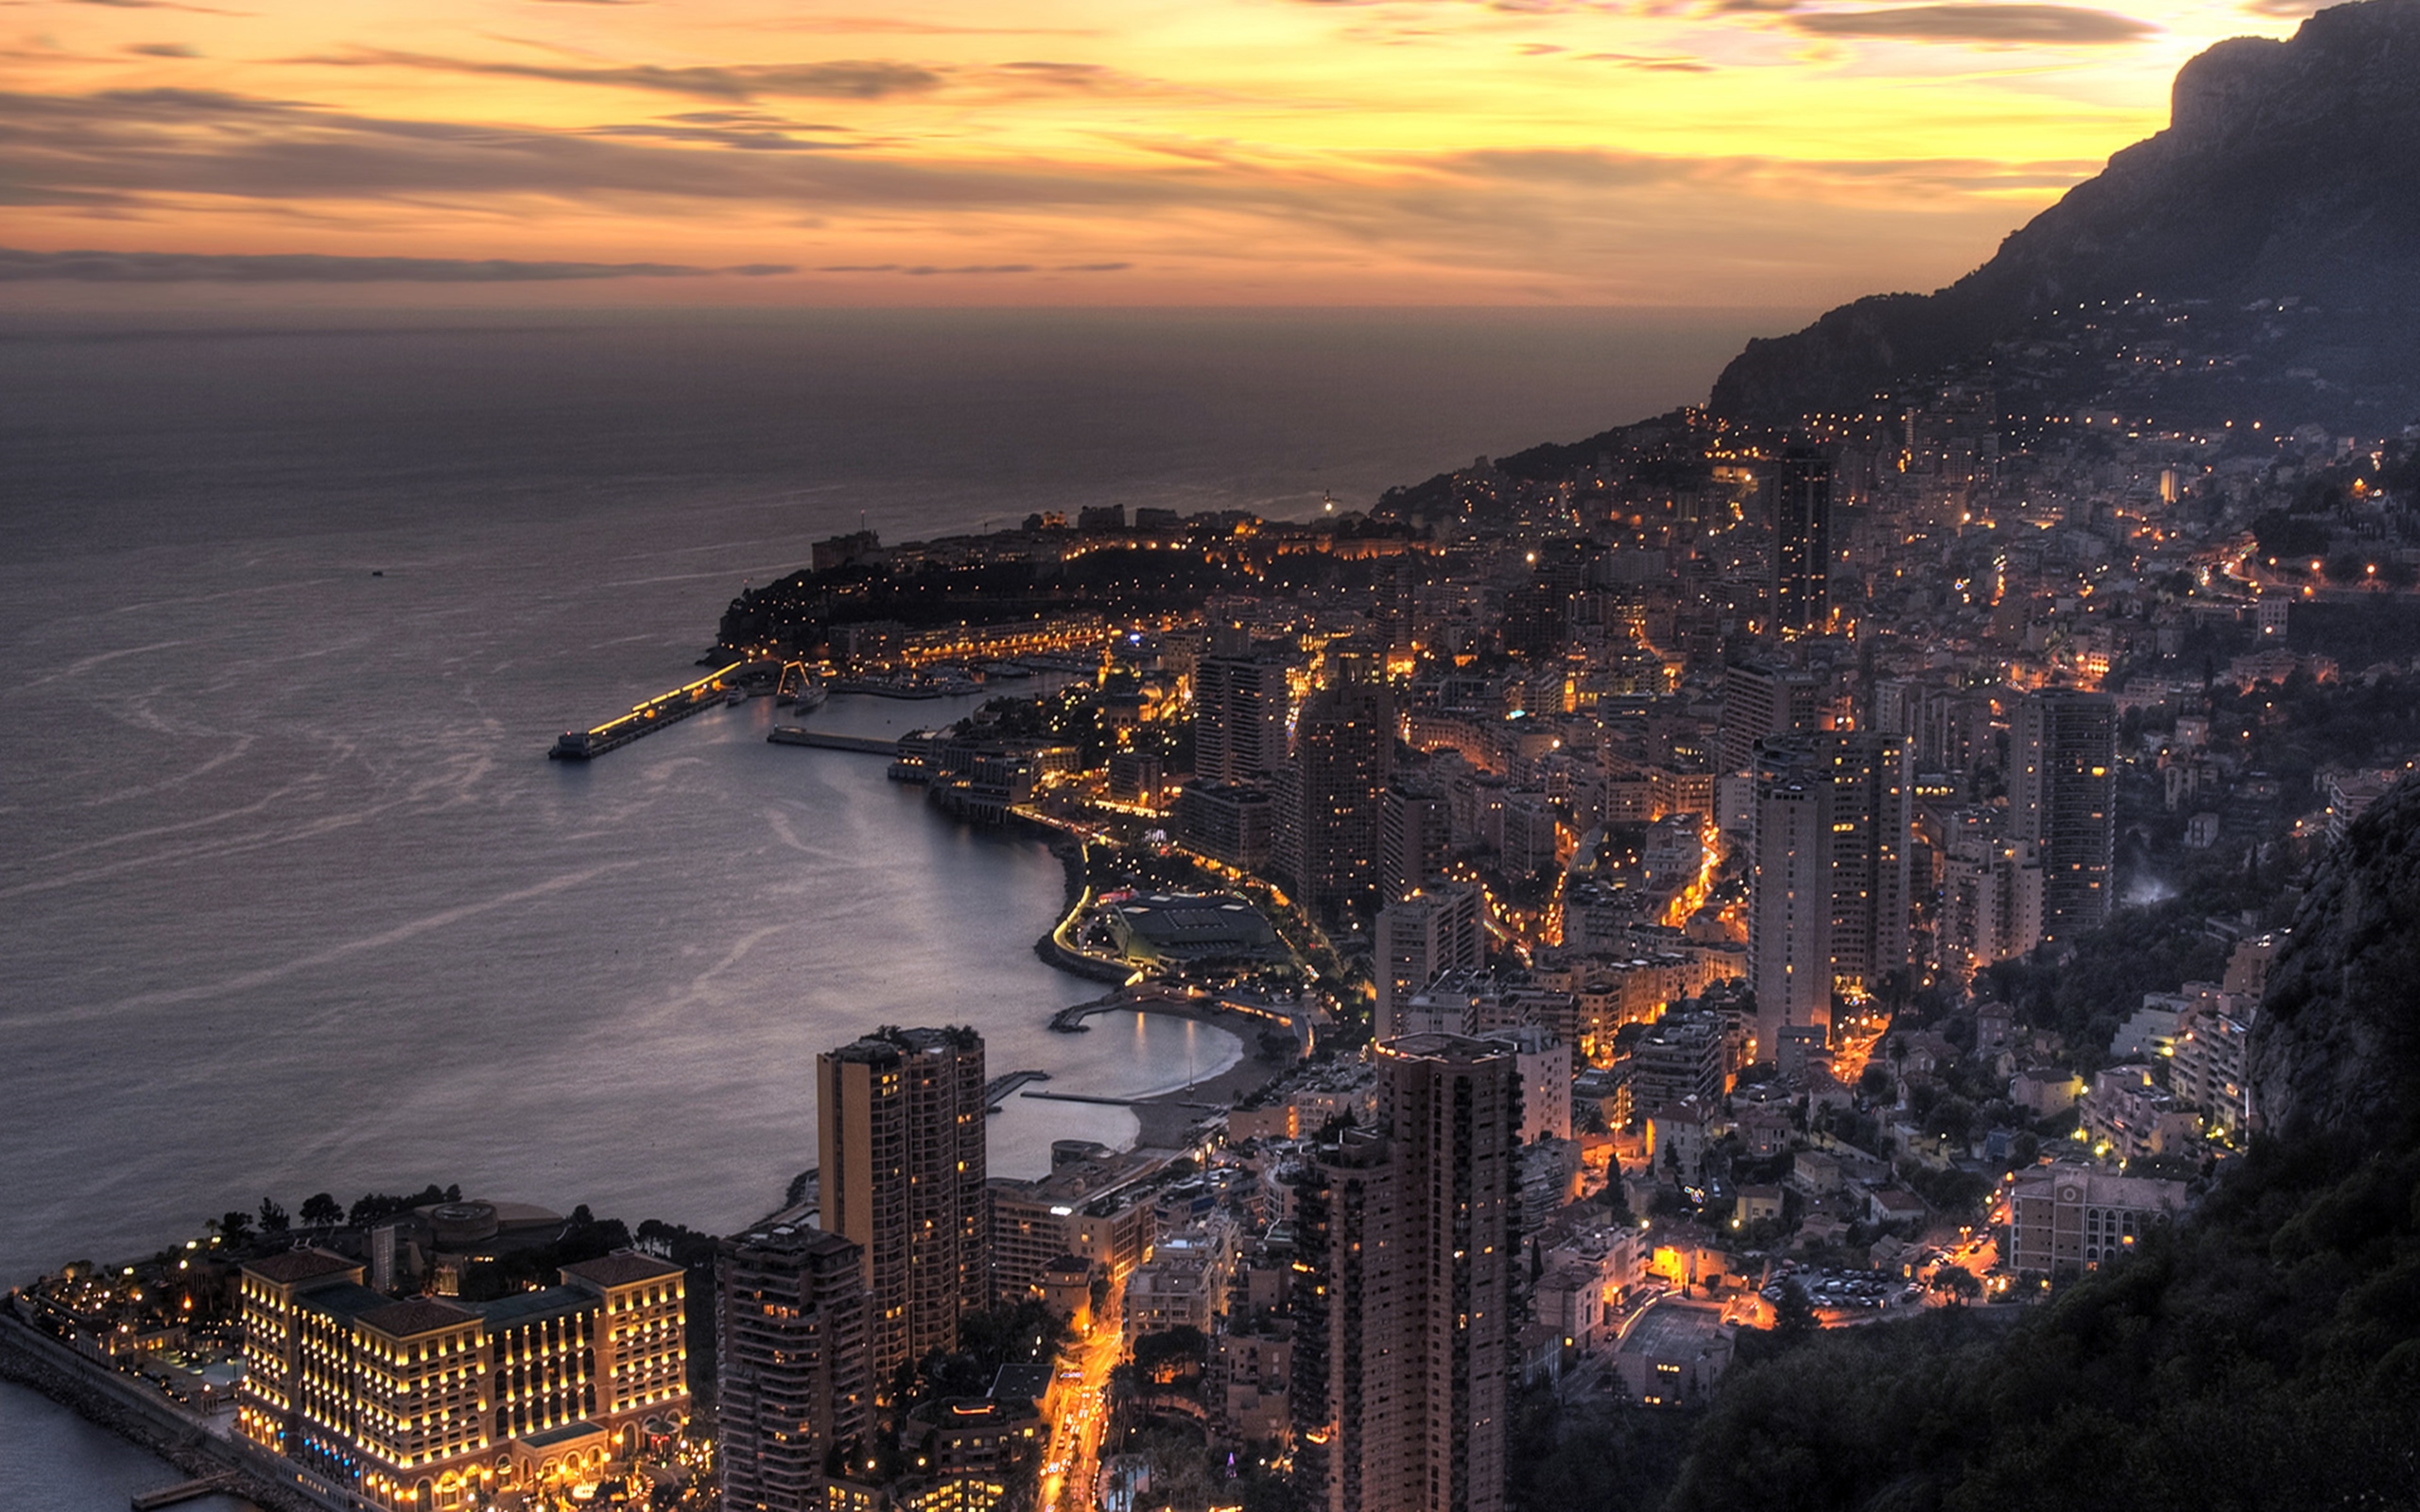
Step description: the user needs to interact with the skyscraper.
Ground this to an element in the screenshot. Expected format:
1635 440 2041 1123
1747 733 1910 1057
2012 689 2117 945
1292 1035 1513 1512
1373 884 1486 1041
1378 783 1453 903
1280 662 1395 929
1194 629 1289 785
1767 445 1833 637
718 1224 873 1512
817 1025 988 1388
1748 741 1834 1050
1718 661 1823 775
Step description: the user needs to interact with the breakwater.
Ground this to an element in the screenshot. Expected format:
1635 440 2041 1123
0 1317 322 1512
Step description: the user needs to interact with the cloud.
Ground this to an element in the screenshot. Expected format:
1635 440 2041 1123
1575 50 1717 69
2238 0 2314 13
1786 4 2157 44
0 246 795 281
66 0 245 10
810 262 1130 275
739 15 1106 35
298 48 945 101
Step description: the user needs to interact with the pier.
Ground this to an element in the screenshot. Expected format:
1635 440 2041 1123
1022 1089 1140 1108
767 728 901 755
132 1473 242 1510
984 1069 1050 1108
550 661 769 760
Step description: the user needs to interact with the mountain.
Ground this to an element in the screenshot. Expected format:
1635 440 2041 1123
1708 0 2420 423
2247 772 2420 1147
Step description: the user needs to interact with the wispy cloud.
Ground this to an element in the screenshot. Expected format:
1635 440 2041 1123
0 246 796 281
295 48 946 102
810 261 1132 275
1786 4 2157 44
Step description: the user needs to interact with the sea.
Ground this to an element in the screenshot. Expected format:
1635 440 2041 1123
0 304 1787 1503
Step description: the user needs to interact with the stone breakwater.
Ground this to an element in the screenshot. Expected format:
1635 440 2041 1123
0 1317 320 1512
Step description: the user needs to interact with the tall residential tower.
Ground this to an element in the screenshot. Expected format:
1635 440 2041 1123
817 1025 988 1388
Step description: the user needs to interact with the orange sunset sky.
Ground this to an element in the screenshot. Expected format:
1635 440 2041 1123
0 0 2319 305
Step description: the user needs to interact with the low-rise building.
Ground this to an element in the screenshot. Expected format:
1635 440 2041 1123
2006 1165 2190 1276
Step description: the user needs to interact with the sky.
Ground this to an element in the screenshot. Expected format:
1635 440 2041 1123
0 0 2323 307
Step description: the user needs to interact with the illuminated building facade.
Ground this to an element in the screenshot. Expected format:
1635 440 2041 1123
718 1224 873 1512
1748 733 1910 1055
1373 885 1486 1041
236 1246 687 1510
1291 1035 1513 1512
2012 689 2116 944
1194 630 1289 785
818 1026 988 1388
1766 445 1833 637
1280 665 1395 930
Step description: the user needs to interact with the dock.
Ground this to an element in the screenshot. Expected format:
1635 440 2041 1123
131 1473 241 1510
767 728 901 755
984 1069 1050 1108
1022 1089 1140 1108
550 661 770 760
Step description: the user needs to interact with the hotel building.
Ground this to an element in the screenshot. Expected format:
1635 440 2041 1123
236 1247 688 1510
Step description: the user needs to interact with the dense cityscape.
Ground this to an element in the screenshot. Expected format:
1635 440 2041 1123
11 275 2420 1512
10 0 2420 1503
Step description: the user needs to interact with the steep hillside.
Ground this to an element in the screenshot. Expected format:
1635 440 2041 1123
1709 0 2420 422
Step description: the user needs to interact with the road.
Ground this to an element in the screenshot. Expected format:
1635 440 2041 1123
1041 1323 1124 1512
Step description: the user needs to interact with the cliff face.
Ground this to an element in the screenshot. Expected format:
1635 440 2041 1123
1709 0 2420 422
2247 773 2420 1146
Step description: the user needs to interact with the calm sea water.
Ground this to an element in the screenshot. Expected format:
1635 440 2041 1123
0 305 1781 1495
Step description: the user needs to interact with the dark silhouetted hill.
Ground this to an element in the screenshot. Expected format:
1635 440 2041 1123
1709 0 2420 422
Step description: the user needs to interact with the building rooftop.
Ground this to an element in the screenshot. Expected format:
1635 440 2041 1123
356 1297 480 1339
243 1248 358 1287
296 1281 400 1323
991 1363 1054 1406
730 1223 861 1261
476 1287 590 1329
560 1251 684 1289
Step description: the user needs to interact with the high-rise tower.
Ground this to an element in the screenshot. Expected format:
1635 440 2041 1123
1194 628 1289 785
817 1025 987 1388
2012 689 2116 945
1373 885 1486 1041
1291 1035 1513 1512
1768 446 1833 637
1281 662 1395 930
1748 733 1910 1057
717 1224 873 1512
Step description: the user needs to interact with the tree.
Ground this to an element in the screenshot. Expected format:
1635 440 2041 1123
299 1193 342 1228
258 1197 290 1233
1928 1263 1981 1304
216 1210 254 1245
1771 1277 1818 1344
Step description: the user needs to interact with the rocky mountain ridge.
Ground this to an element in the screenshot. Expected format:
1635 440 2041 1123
1709 0 2420 423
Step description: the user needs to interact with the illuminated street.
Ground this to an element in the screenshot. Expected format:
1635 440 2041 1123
1041 1324 1124 1512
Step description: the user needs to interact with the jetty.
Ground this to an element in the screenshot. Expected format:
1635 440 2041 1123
549 660 771 760
983 1069 1050 1109
767 728 899 755
132 1473 242 1510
